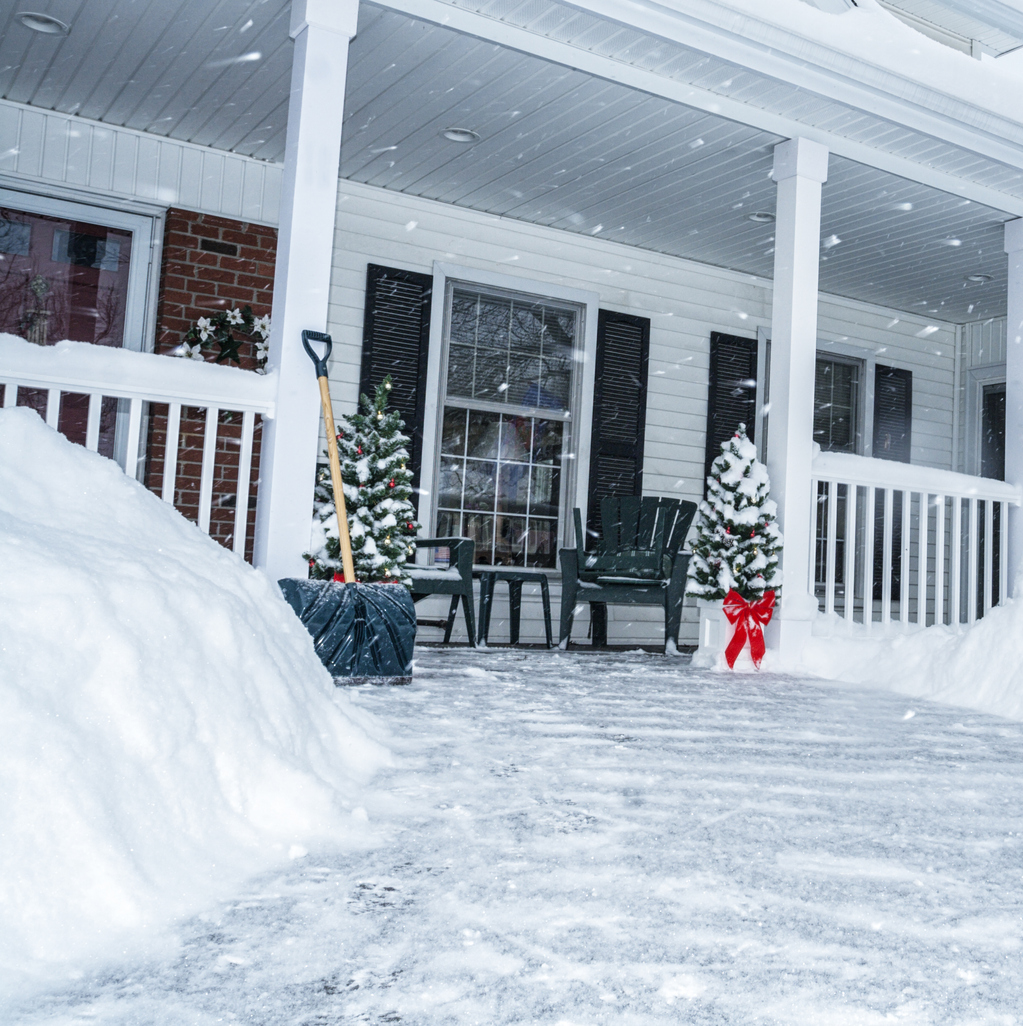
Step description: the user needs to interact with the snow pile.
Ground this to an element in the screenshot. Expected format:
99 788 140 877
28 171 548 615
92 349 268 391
801 603 1023 721
0 409 389 981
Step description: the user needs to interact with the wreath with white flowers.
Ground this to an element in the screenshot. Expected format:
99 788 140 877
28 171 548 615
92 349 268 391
174 305 271 373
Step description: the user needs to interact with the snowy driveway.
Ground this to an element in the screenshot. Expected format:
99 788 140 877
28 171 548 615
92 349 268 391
17 649 1023 1025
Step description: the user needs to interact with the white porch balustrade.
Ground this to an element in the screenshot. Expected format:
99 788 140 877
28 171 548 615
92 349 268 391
810 451 1021 629
0 338 275 558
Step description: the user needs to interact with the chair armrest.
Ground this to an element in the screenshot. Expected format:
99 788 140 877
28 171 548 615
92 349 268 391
559 546 579 581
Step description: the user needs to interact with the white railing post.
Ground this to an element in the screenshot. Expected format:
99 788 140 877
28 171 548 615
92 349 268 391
766 137 829 660
252 0 359 583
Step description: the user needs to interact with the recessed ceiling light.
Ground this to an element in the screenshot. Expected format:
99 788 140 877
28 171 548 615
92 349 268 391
965 273 992 284
747 211 774 223
442 128 480 144
17 11 70 34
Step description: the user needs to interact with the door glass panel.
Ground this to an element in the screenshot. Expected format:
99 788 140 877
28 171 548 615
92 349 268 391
0 207 133 347
981 383 1006 481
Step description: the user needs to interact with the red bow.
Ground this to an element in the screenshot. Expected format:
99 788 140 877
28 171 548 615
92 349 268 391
723 589 775 669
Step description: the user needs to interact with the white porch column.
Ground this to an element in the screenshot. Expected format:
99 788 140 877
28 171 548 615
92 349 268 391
766 137 829 659
1003 219 1023 593
252 0 358 581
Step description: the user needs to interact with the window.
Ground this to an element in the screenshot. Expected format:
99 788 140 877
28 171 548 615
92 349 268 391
813 356 860 453
435 285 579 567
981 382 1005 481
0 188 156 350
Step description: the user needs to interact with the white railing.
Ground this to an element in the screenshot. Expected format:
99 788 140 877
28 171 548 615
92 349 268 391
811 451 1021 629
0 336 275 557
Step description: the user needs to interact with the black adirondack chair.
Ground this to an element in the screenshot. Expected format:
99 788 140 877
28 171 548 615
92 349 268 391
559 496 698 652
408 537 477 646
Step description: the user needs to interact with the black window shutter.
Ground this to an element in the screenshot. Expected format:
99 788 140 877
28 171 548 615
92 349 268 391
586 310 650 545
872 365 912 463
360 264 433 511
705 332 758 488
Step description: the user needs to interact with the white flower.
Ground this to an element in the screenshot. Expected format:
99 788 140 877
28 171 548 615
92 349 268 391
173 342 205 361
226 308 244 326
253 314 271 339
196 316 212 341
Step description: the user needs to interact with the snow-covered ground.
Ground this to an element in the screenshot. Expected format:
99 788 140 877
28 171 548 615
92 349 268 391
10 646 1023 1025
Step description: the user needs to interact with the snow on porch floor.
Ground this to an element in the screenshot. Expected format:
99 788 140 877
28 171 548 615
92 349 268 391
17 647 1023 1025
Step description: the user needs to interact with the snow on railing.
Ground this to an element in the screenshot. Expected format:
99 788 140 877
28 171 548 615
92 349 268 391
811 450 1021 629
0 335 275 558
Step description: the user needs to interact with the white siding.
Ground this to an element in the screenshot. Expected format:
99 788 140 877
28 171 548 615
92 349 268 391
0 99 281 225
327 179 960 646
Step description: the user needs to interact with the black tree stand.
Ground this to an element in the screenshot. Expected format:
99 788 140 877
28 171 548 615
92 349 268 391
278 331 416 685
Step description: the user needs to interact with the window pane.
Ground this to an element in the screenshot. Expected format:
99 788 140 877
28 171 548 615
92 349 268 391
475 294 512 346
529 463 560 517
471 347 508 401
446 344 475 398
438 458 465 509
499 415 531 462
467 410 500 459
435 510 461 538
814 358 859 454
494 515 528 566
510 302 545 354
538 348 572 409
463 513 495 565
441 407 467 456
0 207 133 347
532 418 563 463
497 464 529 513
449 292 477 345
506 353 541 406
526 519 558 568
463 459 497 511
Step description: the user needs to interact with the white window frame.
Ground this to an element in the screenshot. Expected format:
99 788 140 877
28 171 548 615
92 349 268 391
755 334 881 458
419 262 599 564
965 362 1006 477
0 184 162 351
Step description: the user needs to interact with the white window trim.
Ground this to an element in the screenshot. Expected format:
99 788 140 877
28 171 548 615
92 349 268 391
0 184 162 352
756 333 886 458
965 362 1006 477
419 261 599 562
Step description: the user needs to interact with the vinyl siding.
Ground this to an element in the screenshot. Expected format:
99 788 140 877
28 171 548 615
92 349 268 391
327 179 960 646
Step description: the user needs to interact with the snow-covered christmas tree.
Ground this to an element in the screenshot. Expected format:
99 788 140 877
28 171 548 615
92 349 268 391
306 376 421 586
686 423 782 602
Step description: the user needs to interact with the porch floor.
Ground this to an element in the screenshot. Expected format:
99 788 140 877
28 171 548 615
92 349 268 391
17 648 1023 1025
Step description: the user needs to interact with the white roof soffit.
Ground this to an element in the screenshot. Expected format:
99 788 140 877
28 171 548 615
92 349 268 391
369 0 1023 216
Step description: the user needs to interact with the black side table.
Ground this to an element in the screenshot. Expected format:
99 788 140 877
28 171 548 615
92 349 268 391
475 569 553 648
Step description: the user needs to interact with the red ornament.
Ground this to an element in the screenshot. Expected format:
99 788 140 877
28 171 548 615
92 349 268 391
725 527 731 535
357 446 363 455
722 589 775 669
750 529 755 538
407 522 414 530
389 479 396 488
333 571 344 582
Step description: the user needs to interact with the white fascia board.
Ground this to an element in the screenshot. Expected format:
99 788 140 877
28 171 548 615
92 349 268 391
368 0 1023 216
557 0 1023 155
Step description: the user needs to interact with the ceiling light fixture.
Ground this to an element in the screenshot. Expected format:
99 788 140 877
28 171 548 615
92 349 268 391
17 11 69 34
442 128 480 144
965 273 992 284
747 212 774 223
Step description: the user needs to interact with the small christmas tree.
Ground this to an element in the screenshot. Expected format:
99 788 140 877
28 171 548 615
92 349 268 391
686 423 782 602
306 376 421 586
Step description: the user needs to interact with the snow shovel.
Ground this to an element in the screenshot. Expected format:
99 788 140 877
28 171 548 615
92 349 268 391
277 330 416 685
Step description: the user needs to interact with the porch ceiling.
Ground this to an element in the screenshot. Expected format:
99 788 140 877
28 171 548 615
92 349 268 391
0 0 1013 322
342 6 1011 322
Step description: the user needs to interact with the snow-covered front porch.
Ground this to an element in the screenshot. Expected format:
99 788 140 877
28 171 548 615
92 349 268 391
4 0 1023 658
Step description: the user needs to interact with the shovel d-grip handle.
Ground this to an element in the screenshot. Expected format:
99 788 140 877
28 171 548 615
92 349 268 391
302 329 332 379
302 329 356 584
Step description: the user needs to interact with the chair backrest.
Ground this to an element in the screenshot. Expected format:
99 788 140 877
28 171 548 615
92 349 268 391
575 496 697 578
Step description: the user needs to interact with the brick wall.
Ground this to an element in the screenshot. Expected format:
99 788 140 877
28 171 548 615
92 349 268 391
146 209 277 561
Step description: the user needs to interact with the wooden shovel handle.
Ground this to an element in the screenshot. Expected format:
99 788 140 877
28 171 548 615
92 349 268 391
317 375 357 583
